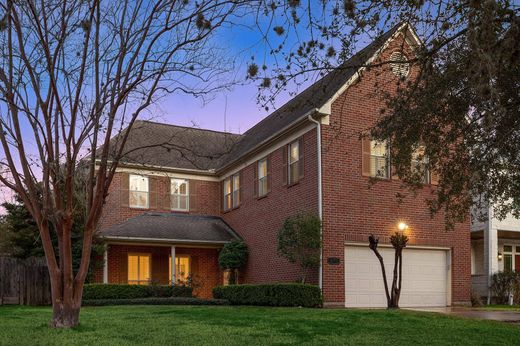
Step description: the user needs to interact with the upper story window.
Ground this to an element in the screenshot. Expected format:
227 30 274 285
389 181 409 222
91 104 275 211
258 157 269 197
362 138 390 179
171 178 189 211
288 140 302 185
223 173 240 211
232 173 240 208
390 51 410 78
411 145 429 183
129 174 149 208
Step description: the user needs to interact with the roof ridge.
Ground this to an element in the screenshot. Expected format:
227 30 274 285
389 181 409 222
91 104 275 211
135 120 242 136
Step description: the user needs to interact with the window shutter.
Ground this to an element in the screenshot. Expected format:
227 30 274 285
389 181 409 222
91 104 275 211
163 178 171 210
120 173 130 207
361 137 371 177
298 137 304 180
253 164 258 197
267 155 272 193
282 145 288 185
149 176 158 209
430 169 440 185
239 171 243 205
189 180 197 213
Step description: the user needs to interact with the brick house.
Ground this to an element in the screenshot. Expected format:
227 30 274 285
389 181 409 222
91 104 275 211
94 24 471 307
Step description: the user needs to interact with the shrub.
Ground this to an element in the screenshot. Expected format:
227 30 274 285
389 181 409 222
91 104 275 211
491 271 520 304
218 240 249 284
212 283 322 307
83 284 192 300
470 290 483 307
82 297 228 306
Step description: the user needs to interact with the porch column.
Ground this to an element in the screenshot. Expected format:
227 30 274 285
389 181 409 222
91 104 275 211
103 248 108 284
171 245 176 285
484 220 498 303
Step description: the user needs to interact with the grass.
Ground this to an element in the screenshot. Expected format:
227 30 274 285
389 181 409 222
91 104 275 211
1 305 520 346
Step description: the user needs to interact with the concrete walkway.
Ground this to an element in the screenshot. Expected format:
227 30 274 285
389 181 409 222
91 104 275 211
405 307 520 323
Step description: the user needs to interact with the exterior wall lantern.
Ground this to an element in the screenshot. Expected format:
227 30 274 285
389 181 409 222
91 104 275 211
498 252 503 261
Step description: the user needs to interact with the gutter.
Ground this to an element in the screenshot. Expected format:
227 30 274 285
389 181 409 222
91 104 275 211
307 114 323 290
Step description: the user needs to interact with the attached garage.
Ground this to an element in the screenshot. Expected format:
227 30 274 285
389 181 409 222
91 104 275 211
344 245 451 308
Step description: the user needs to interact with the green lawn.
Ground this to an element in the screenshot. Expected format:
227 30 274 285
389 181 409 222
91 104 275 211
1 305 519 346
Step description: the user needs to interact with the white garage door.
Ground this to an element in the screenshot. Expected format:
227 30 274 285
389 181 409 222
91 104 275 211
344 245 449 308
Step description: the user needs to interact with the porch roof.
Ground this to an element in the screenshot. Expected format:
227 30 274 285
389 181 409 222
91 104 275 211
99 213 240 244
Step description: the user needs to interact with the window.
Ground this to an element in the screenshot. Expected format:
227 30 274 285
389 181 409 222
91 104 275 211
288 140 301 185
411 146 429 183
169 255 191 285
223 177 232 211
258 157 269 197
390 51 410 78
128 253 151 285
223 173 240 210
171 178 189 211
370 140 390 178
232 174 240 208
129 175 149 208
504 245 513 272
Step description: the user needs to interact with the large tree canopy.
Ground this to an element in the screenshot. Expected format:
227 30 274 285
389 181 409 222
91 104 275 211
252 0 520 228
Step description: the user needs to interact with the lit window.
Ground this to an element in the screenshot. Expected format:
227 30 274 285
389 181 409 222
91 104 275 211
223 177 232 211
128 254 151 285
169 255 191 285
370 140 389 178
171 178 189 211
129 175 149 208
232 174 240 208
258 158 268 197
288 140 301 184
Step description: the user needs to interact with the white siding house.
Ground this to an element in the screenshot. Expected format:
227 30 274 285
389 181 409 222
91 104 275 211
471 204 520 302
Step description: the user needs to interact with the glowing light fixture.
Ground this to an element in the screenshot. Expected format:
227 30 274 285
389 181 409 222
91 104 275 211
397 222 409 232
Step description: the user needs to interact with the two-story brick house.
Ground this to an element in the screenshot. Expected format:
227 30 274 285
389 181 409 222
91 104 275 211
93 24 471 307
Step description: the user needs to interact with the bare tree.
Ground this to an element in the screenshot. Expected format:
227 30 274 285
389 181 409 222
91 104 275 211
0 0 253 328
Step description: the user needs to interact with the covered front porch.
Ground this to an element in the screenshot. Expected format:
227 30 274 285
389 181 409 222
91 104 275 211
471 230 520 299
97 212 241 298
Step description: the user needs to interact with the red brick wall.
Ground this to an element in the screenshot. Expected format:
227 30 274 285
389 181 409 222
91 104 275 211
98 244 221 298
320 33 471 306
98 173 220 231
222 128 320 285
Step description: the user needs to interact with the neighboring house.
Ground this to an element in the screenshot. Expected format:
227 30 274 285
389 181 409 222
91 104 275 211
471 205 520 301
93 23 471 307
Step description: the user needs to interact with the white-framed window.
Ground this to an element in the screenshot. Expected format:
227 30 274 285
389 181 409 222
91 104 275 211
258 157 268 197
223 177 232 211
232 173 240 208
411 145 430 183
129 174 149 208
288 140 300 185
128 253 151 285
370 140 390 178
171 178 189 211
169 255 191 285
390 51 410 78
503 245 514 272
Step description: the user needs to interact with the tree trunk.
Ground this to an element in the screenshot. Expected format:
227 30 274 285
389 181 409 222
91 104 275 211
50 299 81 328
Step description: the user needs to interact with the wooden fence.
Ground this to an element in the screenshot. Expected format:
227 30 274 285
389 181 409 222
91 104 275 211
0 257 51 305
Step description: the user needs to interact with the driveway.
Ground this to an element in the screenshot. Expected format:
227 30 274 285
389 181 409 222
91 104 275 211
405 307 520 323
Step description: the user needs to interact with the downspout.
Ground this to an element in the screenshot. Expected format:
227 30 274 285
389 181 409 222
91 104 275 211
308 113 323 290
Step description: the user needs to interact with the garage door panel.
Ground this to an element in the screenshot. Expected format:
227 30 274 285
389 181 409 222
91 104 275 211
345 246 448 308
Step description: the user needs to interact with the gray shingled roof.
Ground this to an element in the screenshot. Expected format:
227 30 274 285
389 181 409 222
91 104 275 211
100 213 240 243
104 121 242 170
104 25 401 171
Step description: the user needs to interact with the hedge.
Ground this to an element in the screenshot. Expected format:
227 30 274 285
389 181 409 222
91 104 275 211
212 283 322 307
83 284 192 300
83 297 228 306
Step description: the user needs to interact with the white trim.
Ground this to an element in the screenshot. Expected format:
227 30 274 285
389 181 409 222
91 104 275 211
318 24 422 115
103 249 108 284
104 241 223 249
109 166 219 182
97 159 217 176
307 115 323 290
344 242 450 251
171 246 176 285
219 123 316 179
102 235 231 244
